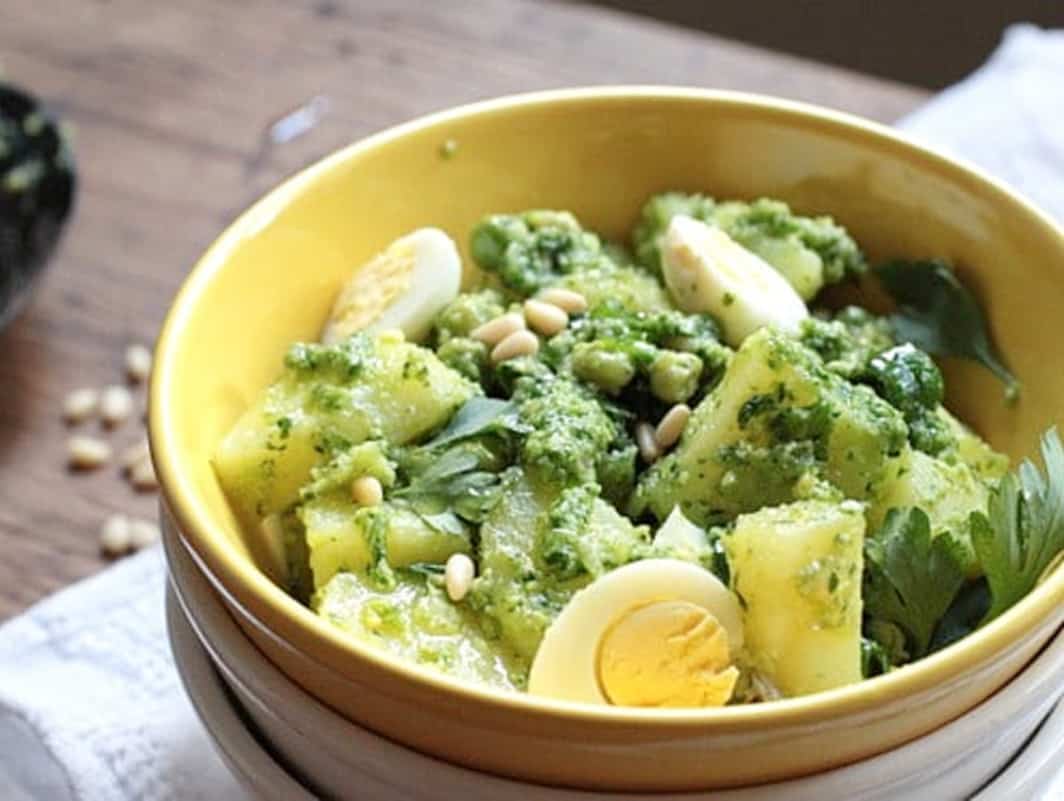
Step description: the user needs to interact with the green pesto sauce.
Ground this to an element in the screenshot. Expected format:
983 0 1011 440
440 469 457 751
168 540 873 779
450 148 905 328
216 194 1012 694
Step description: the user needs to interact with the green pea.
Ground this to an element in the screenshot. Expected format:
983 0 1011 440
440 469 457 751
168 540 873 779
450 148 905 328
571 343 636 395
649 351 703 404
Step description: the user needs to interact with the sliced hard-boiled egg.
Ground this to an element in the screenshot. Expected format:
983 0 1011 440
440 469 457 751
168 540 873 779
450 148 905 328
322 227 462 344
661 215 808 347
654 505 709 556
528 558 743 708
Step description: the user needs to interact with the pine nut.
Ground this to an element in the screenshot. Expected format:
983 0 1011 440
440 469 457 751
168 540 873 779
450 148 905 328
523 299 569 337
538 287 588 314
129 518 161 550
655 404 691 450
68 435 112 469
100 385 134 426
119 438 151 471
125 343 153 383
490 329 539 363
445 553 475 602
100 514 132 556
130 456 159 490
63 388 99 423
471 312 525 346
635 422 660 464
351 475 383 506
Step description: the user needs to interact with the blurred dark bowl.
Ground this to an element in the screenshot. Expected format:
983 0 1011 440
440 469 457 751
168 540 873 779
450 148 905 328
0 81 76 331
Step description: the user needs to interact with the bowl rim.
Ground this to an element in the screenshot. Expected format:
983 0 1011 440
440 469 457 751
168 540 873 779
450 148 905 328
150 85 1064 730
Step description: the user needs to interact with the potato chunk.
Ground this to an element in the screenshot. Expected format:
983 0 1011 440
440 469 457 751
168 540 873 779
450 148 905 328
724 500 864 697
213 332 474 530
634 328 907 526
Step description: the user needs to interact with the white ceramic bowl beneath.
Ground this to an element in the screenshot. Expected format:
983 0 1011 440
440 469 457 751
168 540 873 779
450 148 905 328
164 521 1064 801
169 589 1064 801
166 586 316 801
973 700 1064 800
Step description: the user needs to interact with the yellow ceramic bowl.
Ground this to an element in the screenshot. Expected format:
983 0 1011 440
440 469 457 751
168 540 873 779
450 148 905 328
151 87 1064 792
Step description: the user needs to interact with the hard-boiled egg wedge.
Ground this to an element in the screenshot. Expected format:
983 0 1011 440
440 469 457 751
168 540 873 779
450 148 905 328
528 558 743 708
654 505 709 558
661 214 808 347
322 227 461 344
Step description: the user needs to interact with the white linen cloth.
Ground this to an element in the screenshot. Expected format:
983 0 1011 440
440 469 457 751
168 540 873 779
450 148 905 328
1 23 1063 801
899 24 1064 222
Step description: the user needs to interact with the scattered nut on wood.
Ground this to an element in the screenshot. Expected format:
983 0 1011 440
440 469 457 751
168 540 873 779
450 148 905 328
100 515 159 557
100 385 134 426
129 518 161 550
124 343 153 383
445 553 475 602
120 438 151 472
100 514 132 556
68 435 113 469
68 349 163 563
63 388 99 423
129 455 158 490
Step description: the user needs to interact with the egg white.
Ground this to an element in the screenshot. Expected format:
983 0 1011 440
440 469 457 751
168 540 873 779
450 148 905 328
661 215 808 347
323 227 462 344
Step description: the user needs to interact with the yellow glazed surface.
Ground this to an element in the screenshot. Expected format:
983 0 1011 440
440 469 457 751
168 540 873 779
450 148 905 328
151 88 1064 791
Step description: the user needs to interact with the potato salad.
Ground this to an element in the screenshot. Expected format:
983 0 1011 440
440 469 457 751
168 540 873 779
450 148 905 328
214 193 1063 708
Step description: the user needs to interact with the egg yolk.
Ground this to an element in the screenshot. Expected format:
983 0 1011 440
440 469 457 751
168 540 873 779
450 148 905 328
596 600 738 708
327 240 415 339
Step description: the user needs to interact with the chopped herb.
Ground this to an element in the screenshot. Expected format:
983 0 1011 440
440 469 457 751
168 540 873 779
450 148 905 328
276 416 293 438
439 138 458 159
406 562 446 579
362 509 397 591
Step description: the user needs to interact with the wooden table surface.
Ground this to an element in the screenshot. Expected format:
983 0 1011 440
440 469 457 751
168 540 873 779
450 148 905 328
0 0 929 620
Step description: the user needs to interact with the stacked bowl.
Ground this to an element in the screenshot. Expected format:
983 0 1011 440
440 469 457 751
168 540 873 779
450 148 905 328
151 89 1064 799
164 515 1064 800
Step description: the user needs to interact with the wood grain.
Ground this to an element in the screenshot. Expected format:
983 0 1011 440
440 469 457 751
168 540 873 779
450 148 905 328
0 0 928 620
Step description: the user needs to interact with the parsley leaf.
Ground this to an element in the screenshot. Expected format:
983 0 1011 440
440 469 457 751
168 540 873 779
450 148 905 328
927 578 990 653
971 427 1064 621
877 260 1020 400
860 636 896 678
418 510 468 536
423 396 525 449
863 507 967 658
394 397 528 528
392 446 507 524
